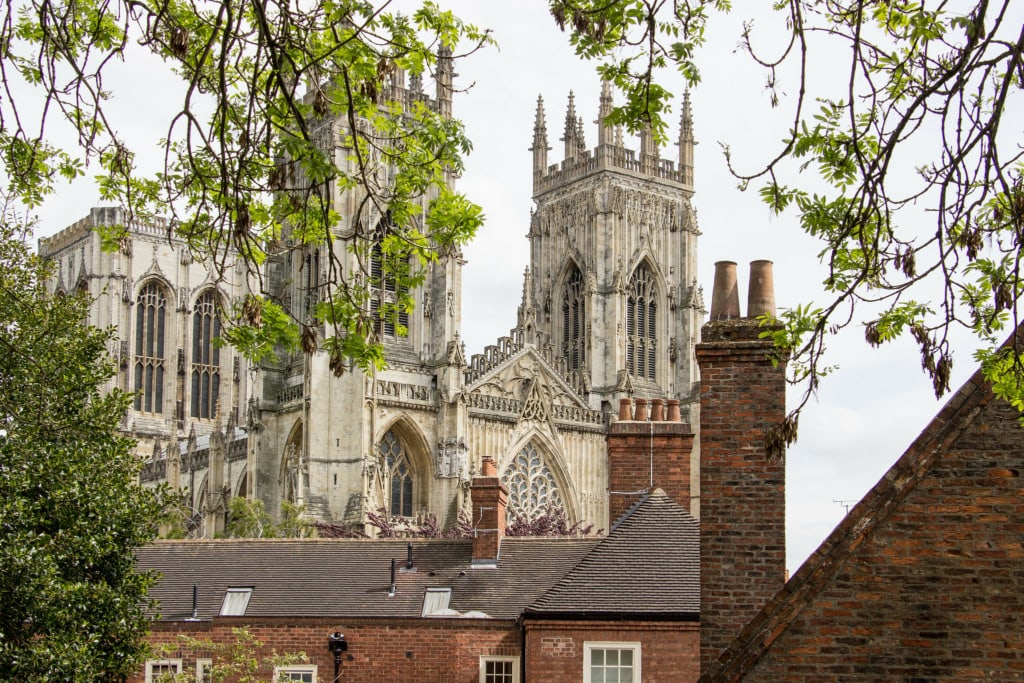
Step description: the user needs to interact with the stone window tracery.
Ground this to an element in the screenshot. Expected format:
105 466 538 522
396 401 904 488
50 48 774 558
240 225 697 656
502 442 563 523
561 264 586 372
191 291 221 419
134 281 167 413
370 218 409 339
626 263 657 381
378 430 414 517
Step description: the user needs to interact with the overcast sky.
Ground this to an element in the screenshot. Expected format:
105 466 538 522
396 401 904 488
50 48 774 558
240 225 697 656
25 1 983 572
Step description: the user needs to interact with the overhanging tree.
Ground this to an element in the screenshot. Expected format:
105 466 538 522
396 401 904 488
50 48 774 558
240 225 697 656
550 0 1024 452
2 0 489 370
0 207 163 680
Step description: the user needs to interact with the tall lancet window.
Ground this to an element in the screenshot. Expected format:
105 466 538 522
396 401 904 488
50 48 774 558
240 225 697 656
134 282 167 413
378 430 414 517
626 264 657 381
191 291 221 419
561 265 586 371
369 222 409 339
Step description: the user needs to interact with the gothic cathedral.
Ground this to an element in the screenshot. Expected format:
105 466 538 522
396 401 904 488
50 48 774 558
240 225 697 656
40 67 704 536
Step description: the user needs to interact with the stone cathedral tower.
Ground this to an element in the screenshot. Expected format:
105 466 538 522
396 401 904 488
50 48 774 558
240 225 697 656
48 72 706 537
522 83 703 417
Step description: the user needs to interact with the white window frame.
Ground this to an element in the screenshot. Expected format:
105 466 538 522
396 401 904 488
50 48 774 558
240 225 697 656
196 658 213 683
479 655 520 683
145 659 182 683
273 664 318 682
219 586 253 616
583 642 641 683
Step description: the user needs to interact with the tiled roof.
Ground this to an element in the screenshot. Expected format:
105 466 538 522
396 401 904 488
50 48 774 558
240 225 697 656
137 536 598 622
525 489 699 617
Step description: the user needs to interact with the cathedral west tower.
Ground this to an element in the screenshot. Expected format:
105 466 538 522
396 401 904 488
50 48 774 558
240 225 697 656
523 83 703 417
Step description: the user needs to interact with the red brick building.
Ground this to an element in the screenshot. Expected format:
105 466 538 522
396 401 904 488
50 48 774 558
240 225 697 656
700 332 1024 681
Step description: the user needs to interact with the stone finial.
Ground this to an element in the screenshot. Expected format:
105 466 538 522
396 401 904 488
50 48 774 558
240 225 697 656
709 261 741 320
530 95 549 176
747 260 776 318
562 91 578 159
678 90 694 185
597 80 614 146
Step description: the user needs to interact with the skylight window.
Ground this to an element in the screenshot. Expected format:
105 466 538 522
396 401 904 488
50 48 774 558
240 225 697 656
220 587 253 616
421 588 452 616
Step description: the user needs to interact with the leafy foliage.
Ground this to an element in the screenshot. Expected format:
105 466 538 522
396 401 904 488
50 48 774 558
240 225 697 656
151 627 310 683
3 0 490 371
0 207 162 680
506 504 595 537
222 498 311 538
553 1 1024 444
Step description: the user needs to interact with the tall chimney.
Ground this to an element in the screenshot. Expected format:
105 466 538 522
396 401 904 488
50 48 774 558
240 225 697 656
709 261 740 320
471 457 507 566
696 258 787 672
747 260 776 318
607 398 695 521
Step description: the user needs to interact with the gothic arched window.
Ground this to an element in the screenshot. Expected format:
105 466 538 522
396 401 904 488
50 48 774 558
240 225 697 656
561 264 586 371
626 263 657 381
370 241 409 339
378 430 414 517
303 248 321 316
191 291 221 419
502 442 564 524
134 281 167 413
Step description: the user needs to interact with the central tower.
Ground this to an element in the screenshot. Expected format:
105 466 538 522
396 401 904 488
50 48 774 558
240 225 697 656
524 84 703 417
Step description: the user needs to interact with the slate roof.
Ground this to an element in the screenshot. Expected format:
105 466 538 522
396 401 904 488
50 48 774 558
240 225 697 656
525 488 700 618
700 344 1004 681
137 536 597 622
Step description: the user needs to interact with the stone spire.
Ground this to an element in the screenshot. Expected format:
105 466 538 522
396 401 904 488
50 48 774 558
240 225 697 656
576 116 587 154
561 91 579 159
530 95 549 176
596 80 614 146
435 45 453 118
678 90 695 186
640 120 659 174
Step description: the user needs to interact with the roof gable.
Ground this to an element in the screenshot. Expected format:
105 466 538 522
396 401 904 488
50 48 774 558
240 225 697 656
526 489 699 617
702 345 1022 680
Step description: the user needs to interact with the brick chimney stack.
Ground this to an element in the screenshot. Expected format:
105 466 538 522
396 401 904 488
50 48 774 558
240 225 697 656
471 456 507 566
607 398 695 521
696 260 787 672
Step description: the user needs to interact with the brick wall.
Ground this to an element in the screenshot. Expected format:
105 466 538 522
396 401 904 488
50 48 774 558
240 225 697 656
137 617 520 683
716 379 1024 681
524 619 700 682
607 411 694 521
696 319 787 672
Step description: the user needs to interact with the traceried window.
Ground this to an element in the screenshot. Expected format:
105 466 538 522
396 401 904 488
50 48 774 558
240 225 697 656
502 442 564 523
561 264 586 371
303 248 321 315
584 642 640 683
134 282 167 413
191 291 221 419
378 429 414 517
625 263 657 381
370 235 409 339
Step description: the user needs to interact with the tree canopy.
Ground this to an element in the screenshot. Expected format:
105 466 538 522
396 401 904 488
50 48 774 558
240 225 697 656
551 0 1024 448
0 207 162 680
2 0 489 370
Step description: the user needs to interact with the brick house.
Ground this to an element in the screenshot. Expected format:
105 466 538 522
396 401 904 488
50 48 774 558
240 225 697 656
700 331 1024 681
135 487 699 683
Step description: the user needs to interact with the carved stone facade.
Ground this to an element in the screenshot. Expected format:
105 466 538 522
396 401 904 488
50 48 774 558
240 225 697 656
44 76 704 536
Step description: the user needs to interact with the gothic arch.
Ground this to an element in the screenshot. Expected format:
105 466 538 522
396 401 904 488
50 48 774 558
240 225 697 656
190 288 223 420
554 257 587 370
280 420 303 505
133 278 170 414
625 258 663 382
134 274 174 302
499 429 580 525
374 415 431 517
